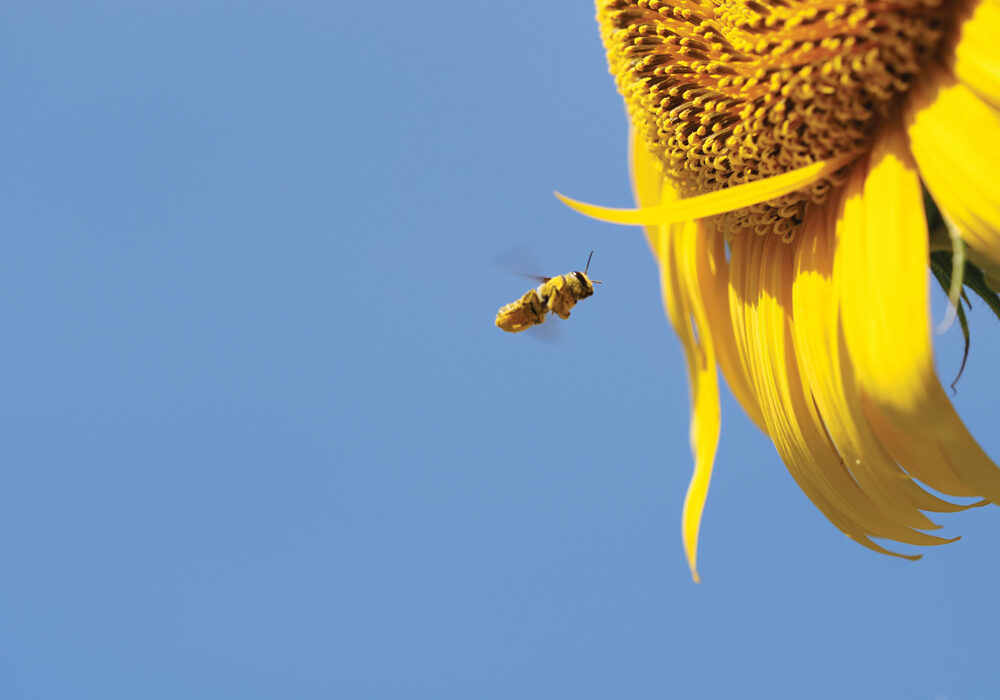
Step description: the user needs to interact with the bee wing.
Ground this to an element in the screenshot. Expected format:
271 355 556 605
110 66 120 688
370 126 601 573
493 247 551 283
516 273 551 283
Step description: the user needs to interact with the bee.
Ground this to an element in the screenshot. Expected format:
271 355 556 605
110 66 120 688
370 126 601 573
495 251 602 333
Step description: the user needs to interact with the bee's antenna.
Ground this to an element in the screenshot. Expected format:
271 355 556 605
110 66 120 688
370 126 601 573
584 250 602 284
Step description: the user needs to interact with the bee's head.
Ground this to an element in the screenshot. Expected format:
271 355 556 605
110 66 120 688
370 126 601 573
571 270 596 298
571 250 602 297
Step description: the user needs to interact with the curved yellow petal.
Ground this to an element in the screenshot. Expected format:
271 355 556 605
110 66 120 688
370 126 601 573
905 65 1000 273
949 0 1000 109
838 124 1000 503
557 151 859 227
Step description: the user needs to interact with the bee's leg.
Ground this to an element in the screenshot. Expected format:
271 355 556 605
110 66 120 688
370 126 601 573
551 292 576 320
525 290 547 325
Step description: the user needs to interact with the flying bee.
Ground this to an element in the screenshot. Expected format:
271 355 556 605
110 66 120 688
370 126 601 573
495 251 602 333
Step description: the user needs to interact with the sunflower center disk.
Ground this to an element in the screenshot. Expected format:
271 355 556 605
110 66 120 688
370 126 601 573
598 0 946 237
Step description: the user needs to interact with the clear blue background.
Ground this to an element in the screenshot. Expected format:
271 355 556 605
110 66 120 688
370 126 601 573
1 2 998 698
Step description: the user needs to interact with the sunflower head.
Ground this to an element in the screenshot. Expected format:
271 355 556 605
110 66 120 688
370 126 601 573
598 0 947 238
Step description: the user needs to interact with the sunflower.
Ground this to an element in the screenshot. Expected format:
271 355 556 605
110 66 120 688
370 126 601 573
560 0 1000 581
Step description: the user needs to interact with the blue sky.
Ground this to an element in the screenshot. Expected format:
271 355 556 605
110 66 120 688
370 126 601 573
1 2 998 698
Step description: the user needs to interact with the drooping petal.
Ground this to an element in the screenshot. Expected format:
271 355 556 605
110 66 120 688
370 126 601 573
665 222 720 583
631 133 765 432
632 133 778 580
731 222 967 553
905 64 1000 275
791 197 969 534
728 229 926 557
697 228 766 434
632 133 720 582
837 124 1000 503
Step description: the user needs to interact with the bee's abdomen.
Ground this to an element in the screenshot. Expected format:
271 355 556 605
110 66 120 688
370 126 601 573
495 289 547 333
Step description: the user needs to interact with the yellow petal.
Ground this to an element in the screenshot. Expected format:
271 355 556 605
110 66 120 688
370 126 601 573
631 133 765 432
728 230 926 557
949 0 1000 109
629 130 668 259
631 135 719 582
630 134 777 580
791 198 964 533
905 64 1000 273
698 228 767 433
837 124 1000 502
666 222 720 584
557 151 859 227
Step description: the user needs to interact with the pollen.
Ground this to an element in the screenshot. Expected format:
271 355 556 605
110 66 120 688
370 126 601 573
598 0 947 238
